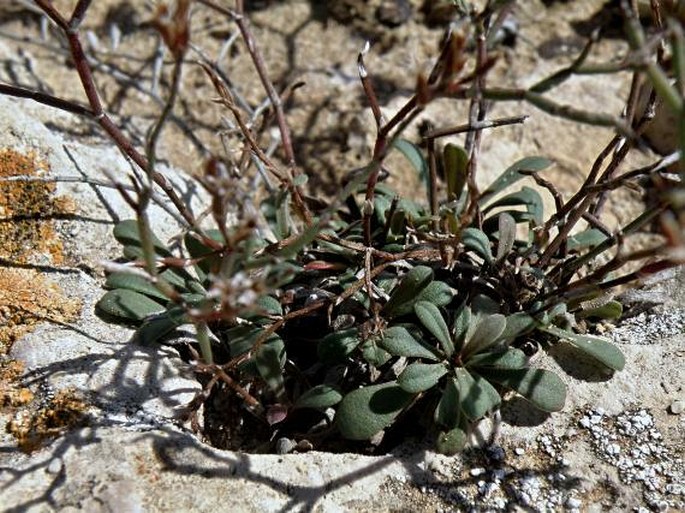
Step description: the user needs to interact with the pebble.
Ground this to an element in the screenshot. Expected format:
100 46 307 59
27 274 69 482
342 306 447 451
470 467 485 477
606 443 621 455
295 439 313 452
669 399 684 415
375 0 412 28
514 447 525 456
665 483 683 495
566 497 582 509
46 458 63 474
275 437 296 454
487 445 505 462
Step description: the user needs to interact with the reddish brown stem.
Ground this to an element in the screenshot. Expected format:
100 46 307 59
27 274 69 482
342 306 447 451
25 0 198 228
0 83 92 116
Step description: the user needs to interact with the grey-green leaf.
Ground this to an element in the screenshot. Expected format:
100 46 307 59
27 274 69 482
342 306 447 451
443 143 468 200
543 325 625 371
255 337 286 397
479 156 553 206
382 265 434 318
485 186 544 226
96 289 165 321
479 367 567 412
362 339 392 367
393 138 429 188
113 219 172 257
134 307 188 345
461 227 493 264
499 312 538 344
452 303 471 351
414 301 454 357
398 362 448 393
184 229 223 279
436 425 468 455
455 368 501 420
463 313 507 358
434 378 460 428
318 329 361 363
567 228 608 251
294 385 343 410
416 281 454 308
467 347 528 370
336 382 414 440
105 272 169 302
276 221 324 259
496 212 516 262
379 326 441 360
577 300 623 321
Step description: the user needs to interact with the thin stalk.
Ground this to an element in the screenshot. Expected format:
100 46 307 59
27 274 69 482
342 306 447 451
422 115 527 140
18 1 198 227
560 204 667 281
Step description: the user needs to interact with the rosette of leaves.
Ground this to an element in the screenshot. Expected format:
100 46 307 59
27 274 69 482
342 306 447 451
95 145 628 455
454 155 626 372
329 149 627 454
331 265 564 454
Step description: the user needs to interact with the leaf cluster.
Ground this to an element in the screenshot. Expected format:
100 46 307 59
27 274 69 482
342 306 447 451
98 150 629 453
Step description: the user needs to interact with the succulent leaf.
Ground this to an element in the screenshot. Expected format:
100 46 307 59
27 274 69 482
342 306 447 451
336 382 415 440
96 289 166 322
184 229 223 280
454 368 501 420
416 280 454 308
105 272 170 302
452 302 471 351
479 367 566 412
543 325 625 371
461 227 493 264
567 228 608 251
499 312 538 344
382 265 434 318
134 307 188 345
398 362 448 393
468 347 528 370
318 329 362 363
436 424 468 455
113 219 172 257
294 385 343 410
379 326 441 360
462 313 507 358
434 377 460 428
414 301 454 357
576 300 623 320
443 143 468 200
484 186 544 226
393 138 429 189
255 337 286 397
496 212 516 262
478 156 553 206
361 339 392 367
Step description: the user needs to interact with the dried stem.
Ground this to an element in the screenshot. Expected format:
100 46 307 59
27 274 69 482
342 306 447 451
2 0 198 227
422 115 527 140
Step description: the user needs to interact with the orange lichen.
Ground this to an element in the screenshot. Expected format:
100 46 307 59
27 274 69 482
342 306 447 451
6 388 90 453
0 148 81 352
0 148 75 264
0 267 81 353
0 359 33 408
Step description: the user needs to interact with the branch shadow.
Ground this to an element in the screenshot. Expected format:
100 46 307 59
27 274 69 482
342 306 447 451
2 313 590 513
